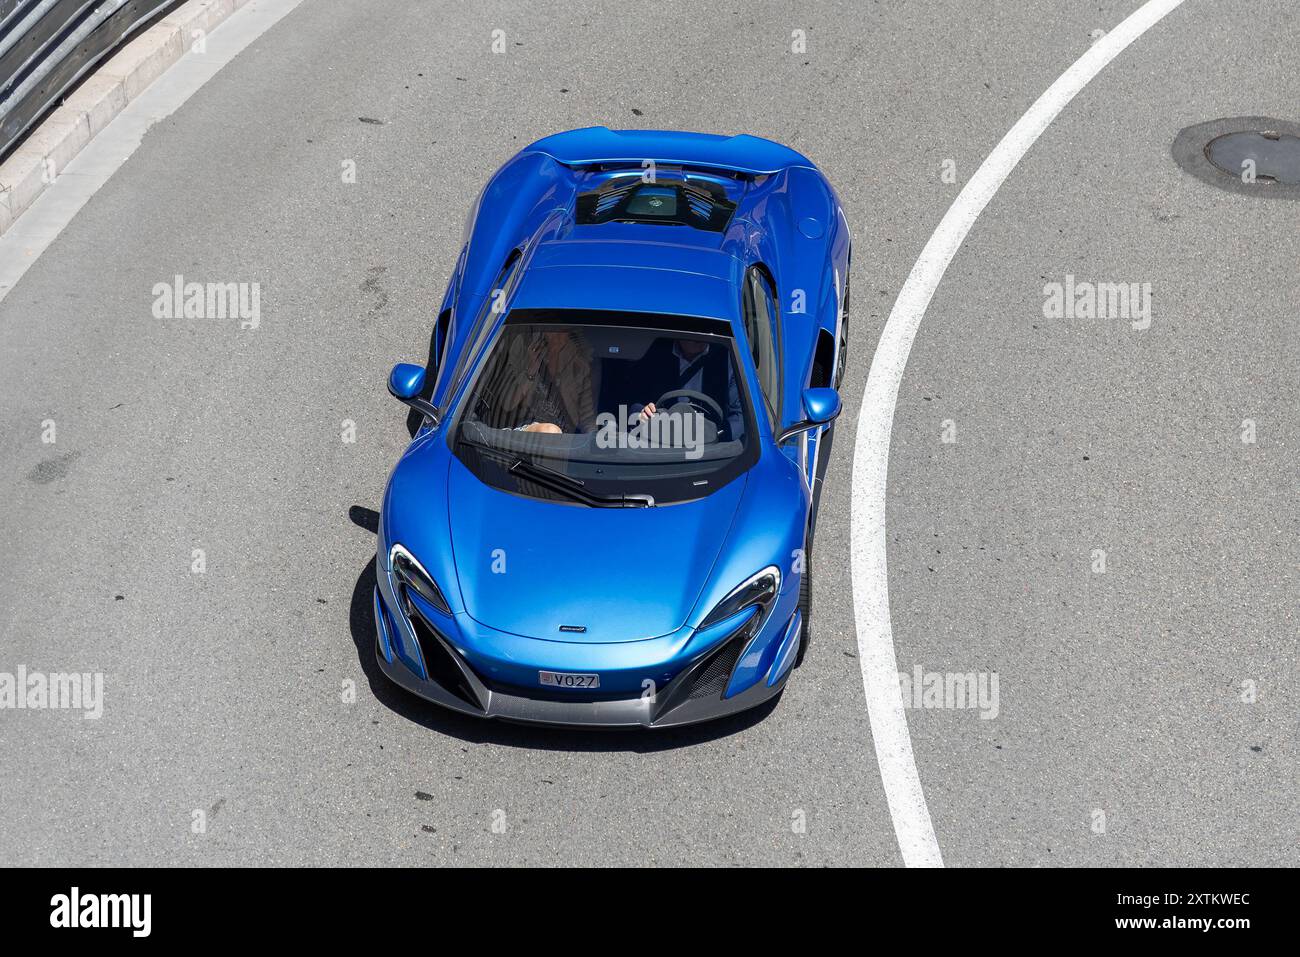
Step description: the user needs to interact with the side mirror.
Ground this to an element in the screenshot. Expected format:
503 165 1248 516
776 387 842 443
801 387 841 425
387 363 440 425
388 363 426 400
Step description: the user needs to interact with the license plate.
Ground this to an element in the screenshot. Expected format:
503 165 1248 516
538 670 599 689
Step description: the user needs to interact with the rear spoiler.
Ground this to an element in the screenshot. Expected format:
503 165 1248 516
521 127 815 176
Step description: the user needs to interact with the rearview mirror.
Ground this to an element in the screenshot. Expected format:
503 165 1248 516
776 387 842 443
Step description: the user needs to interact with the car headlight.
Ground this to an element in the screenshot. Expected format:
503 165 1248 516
699 565 781 630
390 544 451 616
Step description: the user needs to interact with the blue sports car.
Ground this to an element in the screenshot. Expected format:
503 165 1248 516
375 127 851 728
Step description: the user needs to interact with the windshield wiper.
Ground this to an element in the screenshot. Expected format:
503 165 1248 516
458 437 655 507
507 457 654 508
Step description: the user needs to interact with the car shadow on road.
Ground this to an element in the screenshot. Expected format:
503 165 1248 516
347 507 776 753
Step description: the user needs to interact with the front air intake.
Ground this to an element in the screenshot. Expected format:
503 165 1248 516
685 630 748 700
409 611 483 711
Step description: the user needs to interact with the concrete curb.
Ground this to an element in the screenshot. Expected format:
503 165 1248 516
0 0 249 236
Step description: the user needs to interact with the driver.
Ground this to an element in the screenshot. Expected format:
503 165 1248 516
634 337 743 442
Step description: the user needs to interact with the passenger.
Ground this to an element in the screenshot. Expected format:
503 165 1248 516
489 329 595 434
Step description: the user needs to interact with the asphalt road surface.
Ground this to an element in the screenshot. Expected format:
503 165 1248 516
0 0 1295 866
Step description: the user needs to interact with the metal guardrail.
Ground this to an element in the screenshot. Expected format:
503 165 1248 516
0 0 182 159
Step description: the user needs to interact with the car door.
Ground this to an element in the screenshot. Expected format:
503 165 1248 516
742 264 822 489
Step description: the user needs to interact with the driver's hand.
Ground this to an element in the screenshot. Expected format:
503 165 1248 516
638 402 658 421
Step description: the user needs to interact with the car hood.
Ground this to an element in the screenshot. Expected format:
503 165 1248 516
447 457 747 643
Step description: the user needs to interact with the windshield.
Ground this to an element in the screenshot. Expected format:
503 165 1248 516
450 315 758 505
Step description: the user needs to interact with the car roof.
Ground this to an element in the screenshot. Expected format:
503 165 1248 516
511 238 742 324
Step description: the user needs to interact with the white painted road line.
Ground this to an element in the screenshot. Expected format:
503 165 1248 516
0 0 306 308
849 0 1189 868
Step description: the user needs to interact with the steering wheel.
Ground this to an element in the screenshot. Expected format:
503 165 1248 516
653 389 727 431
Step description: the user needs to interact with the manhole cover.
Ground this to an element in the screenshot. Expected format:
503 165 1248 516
1206 131 1300 185
1172 116 1300 199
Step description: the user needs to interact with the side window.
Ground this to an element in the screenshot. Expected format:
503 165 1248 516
445 250 523 403
424 307 454 399
742 266 781 426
